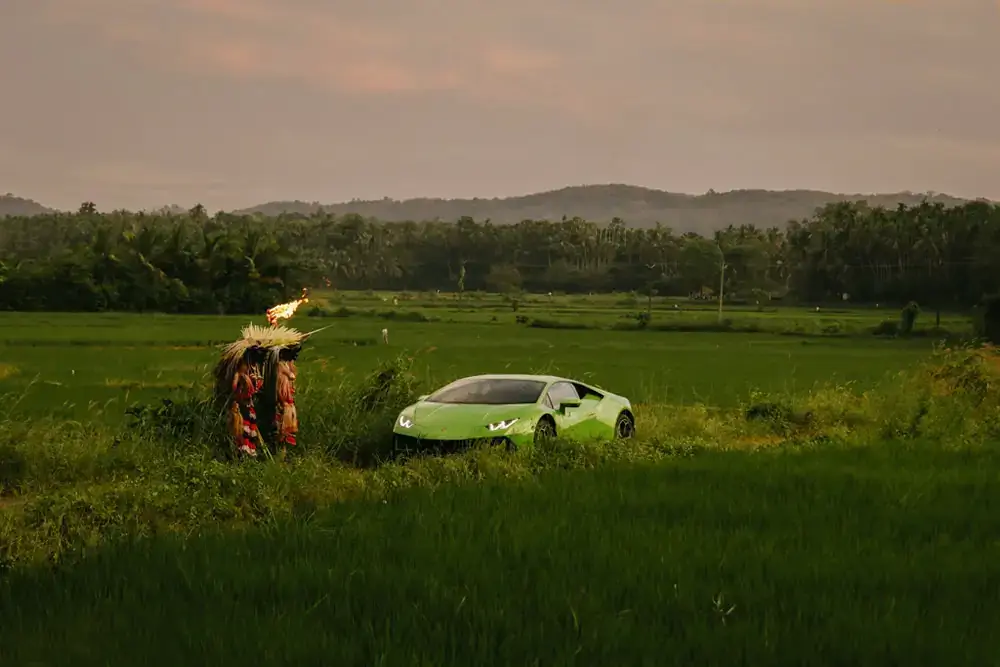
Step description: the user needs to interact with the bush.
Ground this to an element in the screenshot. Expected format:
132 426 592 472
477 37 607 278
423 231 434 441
979 294 1000 344
899 301 920 335
872 320 899 337
307 306 355 318
124 396 226 457
0 441 27 495
528 319 590 330
377 310 431 323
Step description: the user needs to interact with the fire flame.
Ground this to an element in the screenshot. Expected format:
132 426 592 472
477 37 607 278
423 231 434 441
266 289 309 326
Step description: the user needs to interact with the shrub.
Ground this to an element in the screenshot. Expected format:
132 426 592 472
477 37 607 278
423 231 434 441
979 294 1000 344
0 441 27 495
899 301 920 335
377 310 431 323
528 319 590 330
308 355 422 466
872 320 899 337
307 306 355 318
124 396 226 457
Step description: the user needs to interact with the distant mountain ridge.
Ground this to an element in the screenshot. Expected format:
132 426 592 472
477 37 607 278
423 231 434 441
0 193 52 217
2 184 985 231
235 184 978 232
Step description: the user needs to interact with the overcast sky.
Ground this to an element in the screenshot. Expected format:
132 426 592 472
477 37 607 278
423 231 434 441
1 0 998 211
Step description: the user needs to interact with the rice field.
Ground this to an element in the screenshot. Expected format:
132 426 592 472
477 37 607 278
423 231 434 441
1 294 992 665
0 297 942 420
5 443 1000 667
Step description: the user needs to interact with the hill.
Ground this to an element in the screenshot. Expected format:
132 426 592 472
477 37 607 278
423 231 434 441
0 193 52 217
1 185 982 230
237 184 977 231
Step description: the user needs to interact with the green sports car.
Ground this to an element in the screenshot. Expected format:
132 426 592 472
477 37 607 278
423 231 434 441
392 374 635 450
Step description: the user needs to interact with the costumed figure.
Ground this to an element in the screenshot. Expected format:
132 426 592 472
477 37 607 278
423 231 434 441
230 352 265 456
216 321 325 459
273 345 300 451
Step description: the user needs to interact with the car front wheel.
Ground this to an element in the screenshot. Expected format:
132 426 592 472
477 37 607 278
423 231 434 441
614 412 635 440
534 417 556 445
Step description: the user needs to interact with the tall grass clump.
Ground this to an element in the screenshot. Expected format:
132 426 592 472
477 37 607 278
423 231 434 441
299 354 421 465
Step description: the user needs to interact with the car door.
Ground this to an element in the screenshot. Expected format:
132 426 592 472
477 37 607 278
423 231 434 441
545 381 588 439
573 386 608 439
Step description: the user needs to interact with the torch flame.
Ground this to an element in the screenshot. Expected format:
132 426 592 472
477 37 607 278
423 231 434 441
266 289 309 326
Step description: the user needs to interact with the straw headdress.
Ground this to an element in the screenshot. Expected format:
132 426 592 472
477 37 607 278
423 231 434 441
213 323 328 405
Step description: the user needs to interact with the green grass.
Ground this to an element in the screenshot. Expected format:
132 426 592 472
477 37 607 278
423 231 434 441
0 295 992 664
0 308 939 421
3 443 999 665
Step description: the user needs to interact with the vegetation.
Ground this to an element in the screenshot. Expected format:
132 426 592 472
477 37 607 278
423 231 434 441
1 197 999 315
3 185 976 229
234 184 977 228
1 339 999 663
5 445 1000 666
0 194 50 218
0 302 947 422
0 207 307 313
1 179 996 662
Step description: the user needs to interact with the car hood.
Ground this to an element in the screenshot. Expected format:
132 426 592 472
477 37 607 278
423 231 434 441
407 401 537 430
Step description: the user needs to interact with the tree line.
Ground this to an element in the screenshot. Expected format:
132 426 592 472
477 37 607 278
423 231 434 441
0 199 998 313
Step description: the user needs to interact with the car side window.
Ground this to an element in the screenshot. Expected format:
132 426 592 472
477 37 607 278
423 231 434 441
546 382 579 406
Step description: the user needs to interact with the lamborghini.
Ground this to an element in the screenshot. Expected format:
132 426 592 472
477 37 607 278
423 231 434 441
392 374 635 450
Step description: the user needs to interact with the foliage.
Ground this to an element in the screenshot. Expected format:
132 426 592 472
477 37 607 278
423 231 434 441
979 294 1000 344
2 344 999 570
899 301 920 335
124 396 223 456
0 211 309 313
2 199 1000 312
2 347 1000 665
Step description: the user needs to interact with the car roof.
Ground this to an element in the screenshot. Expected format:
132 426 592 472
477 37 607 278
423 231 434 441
454 373 568 384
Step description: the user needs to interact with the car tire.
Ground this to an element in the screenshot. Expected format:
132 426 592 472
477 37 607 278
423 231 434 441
533 417 556 445
614 411 635 440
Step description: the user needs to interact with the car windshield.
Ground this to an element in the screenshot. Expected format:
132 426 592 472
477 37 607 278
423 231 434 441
426 378 546 405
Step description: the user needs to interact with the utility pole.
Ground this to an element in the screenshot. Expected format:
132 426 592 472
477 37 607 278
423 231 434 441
717 251 726 322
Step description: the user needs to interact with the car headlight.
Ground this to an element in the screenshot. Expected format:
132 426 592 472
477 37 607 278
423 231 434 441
398 414 413 428
487 418 518 431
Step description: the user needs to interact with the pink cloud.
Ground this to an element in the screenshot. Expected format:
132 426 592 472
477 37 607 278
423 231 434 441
175 0 276 22
36 0 994 133
38 0 565 105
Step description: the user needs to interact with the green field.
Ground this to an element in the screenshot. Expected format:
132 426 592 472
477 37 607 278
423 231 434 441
1 294 996 665
5 445 1000 666
0 294 947 420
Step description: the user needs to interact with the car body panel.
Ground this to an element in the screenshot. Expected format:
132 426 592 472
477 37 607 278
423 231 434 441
393 373 633 449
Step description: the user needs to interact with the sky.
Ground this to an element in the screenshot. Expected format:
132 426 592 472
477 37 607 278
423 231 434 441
1 0 998 211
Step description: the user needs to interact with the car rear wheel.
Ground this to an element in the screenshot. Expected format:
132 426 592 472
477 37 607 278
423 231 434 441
614 412 635 440
534 417 556 445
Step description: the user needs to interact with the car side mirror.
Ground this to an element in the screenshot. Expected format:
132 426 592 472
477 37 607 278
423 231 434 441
559 397 582 410
417 394 429 401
